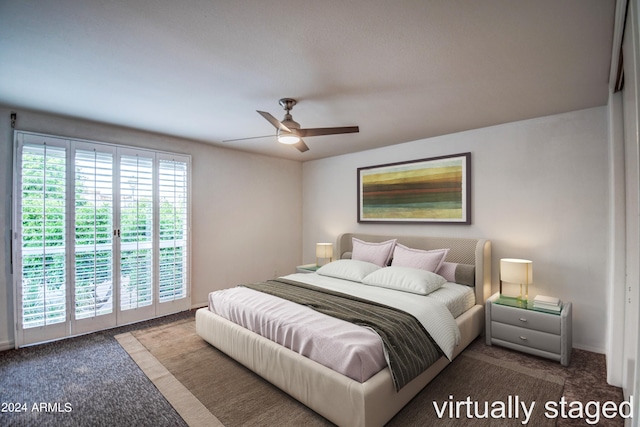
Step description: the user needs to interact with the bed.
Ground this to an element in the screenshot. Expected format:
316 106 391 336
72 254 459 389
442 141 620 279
196 233 491 427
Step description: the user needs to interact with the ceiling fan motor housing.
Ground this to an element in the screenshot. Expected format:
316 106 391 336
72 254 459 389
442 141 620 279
282 116 300 130
279 98 301 129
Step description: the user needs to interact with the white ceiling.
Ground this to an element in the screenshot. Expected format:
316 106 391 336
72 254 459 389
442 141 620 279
0 0 616 161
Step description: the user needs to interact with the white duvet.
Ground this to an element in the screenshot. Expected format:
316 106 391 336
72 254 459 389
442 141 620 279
209 271 462 382
283 272 462 360
209 285 387 382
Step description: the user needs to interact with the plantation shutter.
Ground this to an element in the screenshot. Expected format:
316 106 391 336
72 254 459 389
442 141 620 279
119 153 154 311
14 131 191 347
158 158 189 303
74 148 114 320
20 142 67 329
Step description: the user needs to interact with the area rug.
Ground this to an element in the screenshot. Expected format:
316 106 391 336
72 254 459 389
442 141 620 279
116 318 565 426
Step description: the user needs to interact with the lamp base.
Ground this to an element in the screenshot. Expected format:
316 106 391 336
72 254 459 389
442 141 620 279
499 281 528 301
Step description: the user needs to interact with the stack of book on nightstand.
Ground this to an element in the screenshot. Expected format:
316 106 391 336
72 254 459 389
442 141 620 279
533 295 562 312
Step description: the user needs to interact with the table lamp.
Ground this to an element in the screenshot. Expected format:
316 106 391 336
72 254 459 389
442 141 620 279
500 258 533 301
316 243 333 266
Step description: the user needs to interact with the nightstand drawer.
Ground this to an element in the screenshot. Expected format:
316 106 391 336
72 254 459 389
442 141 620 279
492 303 561 335
491 322 561 354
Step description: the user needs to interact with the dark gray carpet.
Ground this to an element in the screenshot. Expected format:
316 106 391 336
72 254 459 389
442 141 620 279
0 309 626 427
0 311 194 427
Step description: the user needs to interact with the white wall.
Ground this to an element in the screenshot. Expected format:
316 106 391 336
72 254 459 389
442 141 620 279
0 105 612 354
0 106 303 349
623 0 640 398
302 106 609 353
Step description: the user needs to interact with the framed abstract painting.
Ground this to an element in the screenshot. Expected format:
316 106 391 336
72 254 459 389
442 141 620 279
357 152 471 224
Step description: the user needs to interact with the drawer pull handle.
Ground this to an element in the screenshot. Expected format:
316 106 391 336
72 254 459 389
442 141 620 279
519 336 528 341
519 318 527 322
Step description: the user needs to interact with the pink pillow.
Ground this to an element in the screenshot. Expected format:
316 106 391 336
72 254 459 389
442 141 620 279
391 244 449 272
351 238 397 267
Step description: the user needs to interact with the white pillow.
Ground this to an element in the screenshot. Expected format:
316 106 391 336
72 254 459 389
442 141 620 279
316 259 381 282
391 244 449 272
351 238 397 267
362 266 447 295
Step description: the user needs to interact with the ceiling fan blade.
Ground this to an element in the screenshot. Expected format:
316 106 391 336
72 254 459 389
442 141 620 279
222 134 274 142
294 139 309 152
257 110 292 132
298 126 359 137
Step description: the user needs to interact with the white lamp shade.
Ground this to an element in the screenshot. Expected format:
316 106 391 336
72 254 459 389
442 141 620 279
316 243 333 259
500 258 533 284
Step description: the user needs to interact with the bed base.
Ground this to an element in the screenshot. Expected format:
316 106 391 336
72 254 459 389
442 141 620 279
196 304 483 427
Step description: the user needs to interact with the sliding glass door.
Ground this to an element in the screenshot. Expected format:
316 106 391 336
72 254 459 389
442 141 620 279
18 137 69 345
118 150 155 324
73 143 117 335
13 132 191 347
156 155 189 316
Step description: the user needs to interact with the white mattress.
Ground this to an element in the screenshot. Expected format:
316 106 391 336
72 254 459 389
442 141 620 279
427 282 476 318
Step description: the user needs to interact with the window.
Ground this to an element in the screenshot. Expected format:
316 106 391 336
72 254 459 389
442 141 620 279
20 143 67 329
74 148 114 320
119 153 154 311
13 132 191 347
158 158 188 303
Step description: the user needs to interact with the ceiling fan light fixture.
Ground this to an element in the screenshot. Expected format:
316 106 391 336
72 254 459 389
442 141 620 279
253 99 359 152
277 129 301 144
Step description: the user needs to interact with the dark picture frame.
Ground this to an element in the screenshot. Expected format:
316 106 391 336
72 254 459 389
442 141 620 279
357 152 471 224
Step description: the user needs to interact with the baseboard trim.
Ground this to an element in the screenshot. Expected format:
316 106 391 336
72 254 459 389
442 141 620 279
0 340 15 352
191 302 207 310
573 343 604 354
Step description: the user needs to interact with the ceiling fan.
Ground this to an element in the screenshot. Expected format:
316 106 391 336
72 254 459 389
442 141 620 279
225 98 359 152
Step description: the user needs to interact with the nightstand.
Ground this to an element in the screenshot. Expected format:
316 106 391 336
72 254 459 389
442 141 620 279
485 293 572 366
296 263 320 273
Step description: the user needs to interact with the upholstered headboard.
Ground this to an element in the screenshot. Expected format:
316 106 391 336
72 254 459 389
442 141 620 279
336 233 491 305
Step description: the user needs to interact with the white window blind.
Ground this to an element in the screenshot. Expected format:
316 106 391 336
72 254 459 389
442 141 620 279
20 144 67 328
74 149 114 320
158 159 189 302
14 131 191 347
119 154 154 311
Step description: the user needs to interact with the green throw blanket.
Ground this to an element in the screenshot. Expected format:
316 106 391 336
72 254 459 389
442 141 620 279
243 278 443 391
